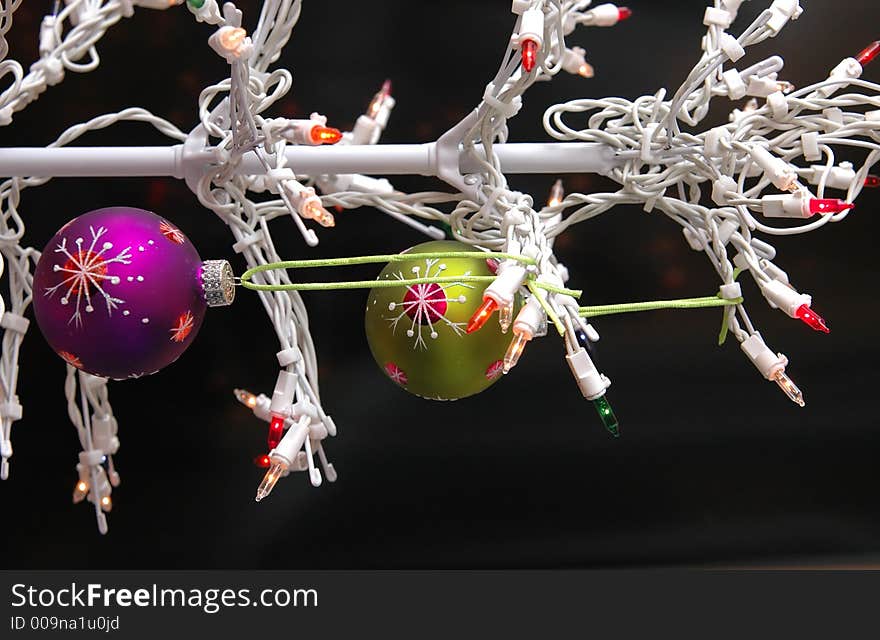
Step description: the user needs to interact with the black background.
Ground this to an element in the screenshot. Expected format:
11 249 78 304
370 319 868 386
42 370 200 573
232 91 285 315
2 0 879 568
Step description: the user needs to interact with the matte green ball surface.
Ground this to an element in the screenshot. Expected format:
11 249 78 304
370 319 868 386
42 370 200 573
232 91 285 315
364 241 511 400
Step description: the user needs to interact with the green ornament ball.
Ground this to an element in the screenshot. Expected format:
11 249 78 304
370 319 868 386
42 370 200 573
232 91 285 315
364 240 513 401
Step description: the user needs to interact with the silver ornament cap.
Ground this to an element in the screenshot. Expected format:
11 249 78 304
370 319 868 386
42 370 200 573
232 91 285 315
200 260 235 307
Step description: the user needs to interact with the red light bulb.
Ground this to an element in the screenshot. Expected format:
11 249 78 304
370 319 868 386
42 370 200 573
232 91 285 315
466 298 499 334
794 304 830 334
617 6 633 21
856 41 880 66
807 198 855 215
521 39 539 73
309 125 342 145
267 415 285 450
865 174 880 188
255 455 271 468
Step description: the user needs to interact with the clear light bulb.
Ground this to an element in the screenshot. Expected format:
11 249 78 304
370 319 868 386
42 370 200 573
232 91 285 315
314 209 336 228
72 480 88 504
367 79 393 119
502 332 530 373
100 495 112 512
773 370 805 407
218 27 247 53
234 388 257 409
300 198 335 227
499 303 514 333
547 179 564 207
255 462 286 502
577 62 595 78
107 458 120 487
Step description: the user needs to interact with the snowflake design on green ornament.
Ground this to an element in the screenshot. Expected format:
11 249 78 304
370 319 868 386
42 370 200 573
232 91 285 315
385 258 473 350
485 360 504 380
384 362 408 385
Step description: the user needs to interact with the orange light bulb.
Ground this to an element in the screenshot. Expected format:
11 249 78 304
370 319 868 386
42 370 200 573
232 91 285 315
309 125 342 145
466 298 499 334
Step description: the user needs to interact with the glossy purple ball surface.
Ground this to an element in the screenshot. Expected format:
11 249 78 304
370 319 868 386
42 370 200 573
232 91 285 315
32 207 207 380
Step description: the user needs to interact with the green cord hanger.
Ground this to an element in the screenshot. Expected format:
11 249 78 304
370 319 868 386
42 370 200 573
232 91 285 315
578 295 742 318
239 251 582 298
238 251 740 336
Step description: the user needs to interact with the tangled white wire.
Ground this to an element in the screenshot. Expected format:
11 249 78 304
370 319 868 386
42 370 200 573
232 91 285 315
0 0 877 532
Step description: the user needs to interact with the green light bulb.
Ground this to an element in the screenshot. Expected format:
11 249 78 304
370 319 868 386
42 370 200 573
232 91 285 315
187 0 206 8
592 396 619 438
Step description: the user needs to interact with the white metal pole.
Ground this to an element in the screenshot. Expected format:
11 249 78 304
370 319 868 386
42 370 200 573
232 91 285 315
0 147 184 178
459 142 620 175
0 142 622 179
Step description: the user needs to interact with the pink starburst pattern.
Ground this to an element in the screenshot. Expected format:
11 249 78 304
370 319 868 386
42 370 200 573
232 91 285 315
384 362 408 386
169 310 195 343
403 282 447 322
485 360 504 380
159 220 185 245
58 350 83 369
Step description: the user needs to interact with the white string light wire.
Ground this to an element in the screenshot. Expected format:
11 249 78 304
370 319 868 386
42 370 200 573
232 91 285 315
0 0 877 531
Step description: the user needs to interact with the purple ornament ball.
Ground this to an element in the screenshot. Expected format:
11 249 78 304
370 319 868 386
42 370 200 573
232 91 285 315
32 207 228 380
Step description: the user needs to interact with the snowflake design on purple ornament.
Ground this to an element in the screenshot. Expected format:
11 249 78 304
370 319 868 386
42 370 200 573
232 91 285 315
58 350 83 369
159 220 185 245
169 310 195 343
44 226 132 327
385 258 473 350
